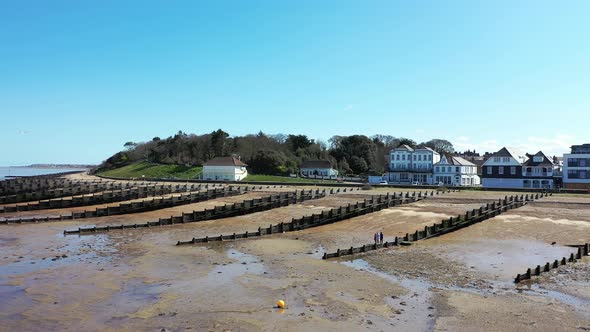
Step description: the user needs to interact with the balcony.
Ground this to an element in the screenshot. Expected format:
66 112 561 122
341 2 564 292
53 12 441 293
522 172 552 177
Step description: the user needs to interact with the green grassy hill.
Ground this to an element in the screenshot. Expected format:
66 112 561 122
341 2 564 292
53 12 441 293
97 162 202 179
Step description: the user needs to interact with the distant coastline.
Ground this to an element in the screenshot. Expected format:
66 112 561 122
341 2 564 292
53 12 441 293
18 164 94 169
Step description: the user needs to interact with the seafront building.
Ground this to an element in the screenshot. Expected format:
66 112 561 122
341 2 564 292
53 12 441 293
433 155 480 186
562 144 590 190
202 156 248 181
299 160 339 178
387 145 440 184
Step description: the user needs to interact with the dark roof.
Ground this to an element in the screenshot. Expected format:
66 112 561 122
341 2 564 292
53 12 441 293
522 151 554 167
436 155 476 166
300 160 333 169
204 156 247 167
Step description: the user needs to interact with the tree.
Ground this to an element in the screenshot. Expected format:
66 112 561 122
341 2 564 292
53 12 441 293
286 135 313 152
423 139 454 155
209 129 230 158
249 150 289 175
124 142 137 150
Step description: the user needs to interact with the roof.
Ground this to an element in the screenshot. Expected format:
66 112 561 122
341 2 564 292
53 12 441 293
203 156 247 167
488 147 528 163
393 145 414 152
415 146 439 154
522 151 554 167
300 160 333 169
435 155 476 166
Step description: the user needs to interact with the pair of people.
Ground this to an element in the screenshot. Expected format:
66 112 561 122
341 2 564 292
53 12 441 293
373 231 384 245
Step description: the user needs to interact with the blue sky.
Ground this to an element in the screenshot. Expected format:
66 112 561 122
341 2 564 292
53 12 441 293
1 0 588 165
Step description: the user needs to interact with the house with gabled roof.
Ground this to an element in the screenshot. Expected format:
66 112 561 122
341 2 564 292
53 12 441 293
433 155 480 186
521 151 555 189
300 160 338 178
481 147 528 188
202 156 248 181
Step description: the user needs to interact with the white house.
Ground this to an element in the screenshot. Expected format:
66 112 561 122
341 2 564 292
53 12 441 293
563 144 590 190
202 156 248 181
433 155 480 186
300 160 339 178
387 145 440 184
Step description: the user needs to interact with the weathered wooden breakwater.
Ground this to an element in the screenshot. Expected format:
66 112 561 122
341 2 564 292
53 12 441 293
63 188 353 235
175 190 452 246
514 243 590 283
0 183 220 213
0 181 153 204
1 186 241 225
0 171 87 194
322 192 550 259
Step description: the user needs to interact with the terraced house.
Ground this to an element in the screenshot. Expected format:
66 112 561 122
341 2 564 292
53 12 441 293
521 151 555 189
481 147 528 189
482 147 556 189
563 144 590 190
433 155 480 186
387 145 440 184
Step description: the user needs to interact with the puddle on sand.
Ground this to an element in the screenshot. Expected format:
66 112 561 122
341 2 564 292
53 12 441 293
518 283 590 320
442 239 576 281
204 249 265 286
342 259 435 331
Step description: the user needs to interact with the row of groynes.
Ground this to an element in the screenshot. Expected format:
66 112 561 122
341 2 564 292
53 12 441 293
0 183 223 213
0 181 154 204
175 190 454 246
63 187 360 235
321 192 551 259
2 186 241 224
514 243 590 283
0 171 86 194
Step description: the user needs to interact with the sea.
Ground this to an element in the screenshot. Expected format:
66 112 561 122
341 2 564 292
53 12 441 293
0 167 86 180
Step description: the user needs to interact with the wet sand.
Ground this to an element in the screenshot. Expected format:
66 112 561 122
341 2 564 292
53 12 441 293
1 178 589 331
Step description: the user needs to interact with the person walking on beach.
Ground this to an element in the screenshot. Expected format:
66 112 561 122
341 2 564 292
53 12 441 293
379 231 384 244
374 233 378 244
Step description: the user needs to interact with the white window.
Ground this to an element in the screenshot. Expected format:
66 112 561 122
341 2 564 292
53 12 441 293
499 166 504 175
503 157 510 162
455 167 460 173
396 155 400 160
428 155 432 161
494 157 500 162
510 166 516 175
402 155 405 160
487 167 492 175
435 167 439 172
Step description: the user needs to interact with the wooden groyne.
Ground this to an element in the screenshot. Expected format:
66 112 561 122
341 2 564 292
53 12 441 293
0 183 220 213
63 188 354 235
175 190 453 246
2 187 240 225
322 193 551 259
0 177 101 196
514 243 590 283
0 181 151 204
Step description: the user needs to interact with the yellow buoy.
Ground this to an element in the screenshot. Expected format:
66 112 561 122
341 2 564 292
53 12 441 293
277 300 286 309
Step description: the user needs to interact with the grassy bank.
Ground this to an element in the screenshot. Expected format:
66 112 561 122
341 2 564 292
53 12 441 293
98 162 202 179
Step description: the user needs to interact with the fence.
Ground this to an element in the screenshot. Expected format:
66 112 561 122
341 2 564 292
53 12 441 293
63 188 356 235
322 192 551 259
514 243 590 283
175 190 454 246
